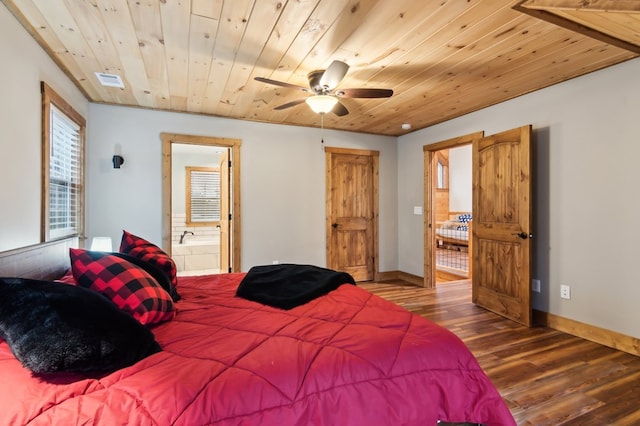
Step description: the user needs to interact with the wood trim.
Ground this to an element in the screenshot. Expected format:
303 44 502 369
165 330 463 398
375 270 400 281
534 310 640 357
517 0 640 13
375 270 424 286
160 133 242 272
374 274 640 357
422 132 484 153
514 1 640 54
366 273 640 358
185 166 219 227
40 82 86 245
423 131 483 289
372 154 379 280
325 146 379 281
397 271 423 286
324 146 380 157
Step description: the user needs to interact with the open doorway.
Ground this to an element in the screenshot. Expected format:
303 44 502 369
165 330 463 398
170 144 227 275
433 146 472 283
423 132 483 288
423 127 533 324
161 133 242 273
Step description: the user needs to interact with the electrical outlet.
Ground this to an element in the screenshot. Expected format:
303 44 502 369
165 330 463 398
560 285 571 300
272 260 279 265
532 279 541 293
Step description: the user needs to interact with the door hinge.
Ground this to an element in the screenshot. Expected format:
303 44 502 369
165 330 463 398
229 213 232 220
228 267 232 273
228 160 232 168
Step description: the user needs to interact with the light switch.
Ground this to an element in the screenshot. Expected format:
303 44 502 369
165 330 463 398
413 206 423 215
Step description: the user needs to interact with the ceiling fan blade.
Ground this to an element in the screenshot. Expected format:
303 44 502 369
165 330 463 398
319 60 349 90
273 98 307 110
255 76 310 92
335 88 393 98
331 101 349 116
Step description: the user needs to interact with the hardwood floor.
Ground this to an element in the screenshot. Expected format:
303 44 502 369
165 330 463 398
359 280 640 425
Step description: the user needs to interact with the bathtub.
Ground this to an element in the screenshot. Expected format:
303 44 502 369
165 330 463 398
172 238 220 275
178 239 218 248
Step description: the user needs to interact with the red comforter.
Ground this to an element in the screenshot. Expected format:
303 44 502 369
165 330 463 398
0 273 515 425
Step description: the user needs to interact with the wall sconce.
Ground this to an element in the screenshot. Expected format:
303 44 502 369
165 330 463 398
112 155 125 169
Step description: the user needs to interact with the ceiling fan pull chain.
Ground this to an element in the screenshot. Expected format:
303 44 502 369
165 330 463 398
320 112 325 147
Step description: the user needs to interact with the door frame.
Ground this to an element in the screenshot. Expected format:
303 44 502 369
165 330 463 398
423 132 483 288
325 146 379 281
161 133 242 272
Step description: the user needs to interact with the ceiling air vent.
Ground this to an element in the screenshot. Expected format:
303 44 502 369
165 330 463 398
95 72 125 88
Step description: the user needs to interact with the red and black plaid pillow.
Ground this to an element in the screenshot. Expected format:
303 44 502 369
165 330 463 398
70 248 175 326
120 230 178 288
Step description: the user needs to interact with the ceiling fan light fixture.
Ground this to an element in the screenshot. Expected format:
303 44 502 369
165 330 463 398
306 95 338 114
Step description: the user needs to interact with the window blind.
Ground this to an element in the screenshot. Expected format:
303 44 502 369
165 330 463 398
189 169 220 222
49 104 81 238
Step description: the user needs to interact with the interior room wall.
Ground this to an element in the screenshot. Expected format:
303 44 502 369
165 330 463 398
0 3 89 252
171 148 220 214
87 104 398 272
448 145 472 212
398 57 640 338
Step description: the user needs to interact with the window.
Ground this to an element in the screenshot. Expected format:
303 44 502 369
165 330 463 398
435 151 449 190
186 167 220 225
41 82 85 241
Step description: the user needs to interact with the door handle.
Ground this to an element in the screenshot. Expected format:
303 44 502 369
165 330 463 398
513 232 531 239
332 223 338 228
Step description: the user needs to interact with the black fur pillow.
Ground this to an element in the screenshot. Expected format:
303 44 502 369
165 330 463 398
0 277 161 374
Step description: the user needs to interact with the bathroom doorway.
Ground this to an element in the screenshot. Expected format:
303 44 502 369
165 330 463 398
161 133 241 274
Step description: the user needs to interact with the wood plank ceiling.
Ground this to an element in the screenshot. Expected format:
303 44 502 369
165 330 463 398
2 0 638 136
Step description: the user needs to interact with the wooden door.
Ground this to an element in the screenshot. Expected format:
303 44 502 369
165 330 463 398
472 125 533 326
326 147 378 282
219 149 230 273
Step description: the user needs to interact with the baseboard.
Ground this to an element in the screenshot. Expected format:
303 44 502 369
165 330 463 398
375 270 400 281
534 310 640 357
376 270 423 286
375 272 640 357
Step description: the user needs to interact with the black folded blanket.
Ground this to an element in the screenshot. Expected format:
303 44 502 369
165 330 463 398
236 264 356 310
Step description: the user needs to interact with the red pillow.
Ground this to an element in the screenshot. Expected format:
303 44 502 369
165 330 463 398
70 248 175 325
120 230 178 288
55 269 77 285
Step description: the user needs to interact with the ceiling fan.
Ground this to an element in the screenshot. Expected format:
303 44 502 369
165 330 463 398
255 60 393 116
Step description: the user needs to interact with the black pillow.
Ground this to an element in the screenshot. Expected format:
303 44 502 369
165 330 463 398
110 252 181 302
0 277 161 374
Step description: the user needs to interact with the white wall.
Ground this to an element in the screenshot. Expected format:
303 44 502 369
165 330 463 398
87 105 398 272
399 57 640 338
172 148 220 214
0 3 89 252
448 145 472 212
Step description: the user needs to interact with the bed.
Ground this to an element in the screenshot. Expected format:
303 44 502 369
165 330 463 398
0 236 514 425
436 213 472 248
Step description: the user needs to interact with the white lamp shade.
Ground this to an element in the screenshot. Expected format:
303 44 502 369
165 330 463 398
90 236 113 252
305 95 338 114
